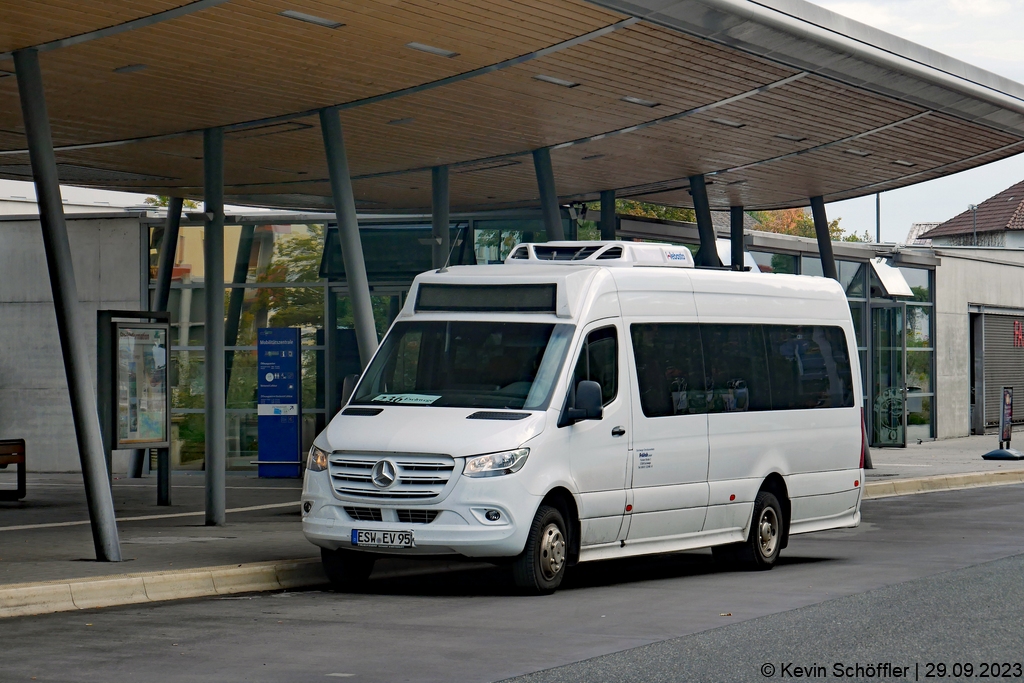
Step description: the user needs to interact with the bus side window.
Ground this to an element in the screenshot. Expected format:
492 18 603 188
630 323 706 417
572 327 618 405
700 324 771 413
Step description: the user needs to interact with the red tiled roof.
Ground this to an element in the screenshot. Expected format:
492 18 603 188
921 179 1024 238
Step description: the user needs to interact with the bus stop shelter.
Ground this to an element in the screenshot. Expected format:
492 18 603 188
1 0 1023 560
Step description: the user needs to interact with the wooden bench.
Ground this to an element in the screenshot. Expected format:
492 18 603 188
0 438 26 501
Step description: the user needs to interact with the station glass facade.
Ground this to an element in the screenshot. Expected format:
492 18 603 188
148 214 933 470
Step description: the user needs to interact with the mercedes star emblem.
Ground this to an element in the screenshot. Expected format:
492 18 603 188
371 459 398 489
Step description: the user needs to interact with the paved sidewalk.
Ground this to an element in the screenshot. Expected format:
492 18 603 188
1 434 1022 617
866 434 1024 480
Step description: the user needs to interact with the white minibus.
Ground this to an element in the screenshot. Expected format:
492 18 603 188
302 241 865 594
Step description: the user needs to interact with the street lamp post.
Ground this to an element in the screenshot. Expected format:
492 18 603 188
969 204 978 246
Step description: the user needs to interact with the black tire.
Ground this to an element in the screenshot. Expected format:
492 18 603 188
512 505 568 594
713 491 784 570
321 547 375 591
746 491 783 570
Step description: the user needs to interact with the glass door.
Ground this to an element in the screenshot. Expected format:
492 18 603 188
870 303 907 447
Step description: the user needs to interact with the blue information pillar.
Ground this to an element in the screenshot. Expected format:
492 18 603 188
257 327 302 478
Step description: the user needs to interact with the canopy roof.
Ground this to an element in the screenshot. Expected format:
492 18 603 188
1 0 1023 212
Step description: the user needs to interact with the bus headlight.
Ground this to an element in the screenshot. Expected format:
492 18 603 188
464 448 530 477
308 445 330 472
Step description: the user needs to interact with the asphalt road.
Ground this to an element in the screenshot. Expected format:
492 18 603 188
6 485 1024 683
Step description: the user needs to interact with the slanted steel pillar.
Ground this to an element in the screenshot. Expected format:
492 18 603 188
730 206 745 271
14 49 122 561
532 148 564 241
203 128 226 526
810 196 839 281
225 224 256 391
431 166 450 269
688 175 722 268
600 190 616 241
153 197 184 312
319 107 378 368
132 196 184 483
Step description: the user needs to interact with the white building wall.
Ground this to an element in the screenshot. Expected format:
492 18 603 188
933 248 1024 439
0 215 143 471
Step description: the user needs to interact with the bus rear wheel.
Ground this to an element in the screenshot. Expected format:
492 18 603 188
713 491 783 570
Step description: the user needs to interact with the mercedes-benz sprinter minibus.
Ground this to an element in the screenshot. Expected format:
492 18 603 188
302 241 865 594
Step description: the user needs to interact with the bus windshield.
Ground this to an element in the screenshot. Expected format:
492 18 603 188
351 320 574 410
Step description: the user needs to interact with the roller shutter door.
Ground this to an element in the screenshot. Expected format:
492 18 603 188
982 314 1024 427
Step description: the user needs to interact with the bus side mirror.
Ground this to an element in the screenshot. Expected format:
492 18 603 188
565 380 603 424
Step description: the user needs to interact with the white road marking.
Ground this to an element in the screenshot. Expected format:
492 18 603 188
0 501 301 532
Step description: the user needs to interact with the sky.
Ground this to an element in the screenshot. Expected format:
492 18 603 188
813 0 1024 242
2 0 1023 241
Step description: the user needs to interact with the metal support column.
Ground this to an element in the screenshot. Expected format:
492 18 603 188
810 196 839 281
688 175 722 268
431 166 450 269
149 198 183 503
533 148 564 241
203 128 226 526
131 197 184 482
14 49 122 561
153 197 184 312
730 206 745 271
320 107 378 368
225 224 256 390
325 287 340 419
600 190 616 241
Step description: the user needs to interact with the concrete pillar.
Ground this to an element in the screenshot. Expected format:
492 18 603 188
13 48 122 561
688 175 722 268
431 166 450 269
203 127 226 526
810 196 839 281
532 148 564 241
600 190 617 241
319 107 378 368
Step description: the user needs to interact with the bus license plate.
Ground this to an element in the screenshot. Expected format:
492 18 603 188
352 530 414 548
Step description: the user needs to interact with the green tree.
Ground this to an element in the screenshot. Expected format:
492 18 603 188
145 195 199 209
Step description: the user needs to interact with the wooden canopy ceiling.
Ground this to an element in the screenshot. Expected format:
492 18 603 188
1 0 1023 212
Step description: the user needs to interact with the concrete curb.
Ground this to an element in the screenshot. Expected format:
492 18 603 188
864 469 1024 499
0 557 493 620
0 557 325 619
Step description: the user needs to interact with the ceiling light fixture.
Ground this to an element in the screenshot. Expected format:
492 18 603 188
712 117 745 128
892 159 916 167
533 74 579 88
582 154 605 161
0 71 13 79
387 118 414 125
775 133 806 142
113 64 147 74
406 42 459 58
622 95 659 107
279 10 344 29
844 149 872 157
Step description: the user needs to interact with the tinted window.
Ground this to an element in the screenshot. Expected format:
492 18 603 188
630 324 706 417
765 326 855 409
572 327 618 405
701 325 772 412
